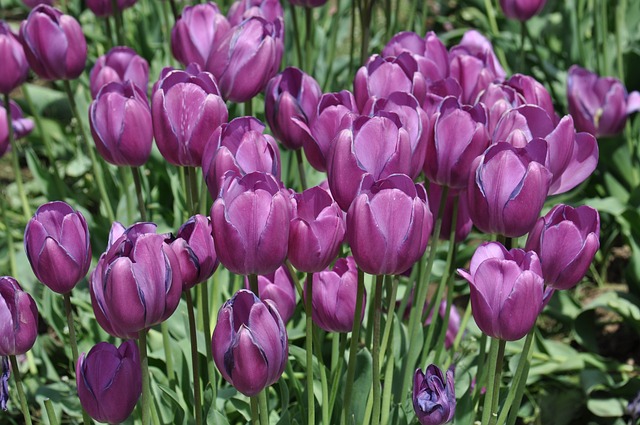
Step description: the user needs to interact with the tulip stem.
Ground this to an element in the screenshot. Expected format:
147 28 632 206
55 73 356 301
110 0 125 45
248 274 259 296
245 100 253 118
289 3 304 68
9 356 33 425
160 322 176 387
371 274 385 425
379 276 397 365
305 272 315 425
322 0 341 91
168 0 179 22
187 166 200 215
305 7 314 72
4 94 31 220
132 166 147 221
0 196 17 277
329 333 347 421
501 330 535 425
482 338 506 425
448 296 473 368
138 330 151 425
44 398 59 425
185 290 203 425
259 390 269 425
199 281 217 396
251 396 260 425
520 21 526 71
295 149 308 191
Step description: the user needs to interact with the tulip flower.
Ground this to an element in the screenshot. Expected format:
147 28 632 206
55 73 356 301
347 174 432 275
1 100 34 158
567 65 640 137
427 184 473 243
458 242 545 340
525 204 600 290
22 0 53 7
86 0 137 17
212 289 288 397
20 5 87 81
211 172 290 275
0 277 38 356
90 223 182 339
171 214 218 290
24 201 91 294
506 74 556 123
413 365 456 425
500 0 546 21
0 21 28 94
76 341 141 424
152 66 228 167
89 46 149 99
244 265 297 323
227 0 283 26
89 81 153 167
382 31 449 83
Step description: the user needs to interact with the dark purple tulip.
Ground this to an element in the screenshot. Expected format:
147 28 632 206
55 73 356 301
0 22 28 94
152 66 228 167
467 141 551 237
20 5 87 81
202 116 281 198
171 214 218 290
0 277 38 356
212 289 288 397
244 265 297 323
86 0 137 17
24 201 91 294
289 186 346 273
89 81 153 167
413 365 456 425
347 174 432 275
383 31 449 83
525 204 600 290
1 100 34 158
227 0 284 26
171 3 231 70
500 0 546 21
265 67 322 150
427 184 473 243
567 65 640 137
89 46 149 99
90 223 182 339
506 74 556 123
424 96 489 188
209 17 283 102
76 341 141 424
458 242 545 340
211 172 290 275
1 356 8 411
22 0 53 7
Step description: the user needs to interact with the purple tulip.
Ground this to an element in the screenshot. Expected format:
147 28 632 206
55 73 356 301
347 174 432 275
227 0 284 26
0 277 38 356
152 66 228 167
467 141 551 237
209 17 283 102
244 265 297 323
86 0 137 17
76 341 141 424
89 81 153 167
413 365 456 425
20 5 87 81
171 3 231 70
171 214 218 290
1 356 8 411
24 201 91 294
382 31 449 83
89 46 149 99
1 100 34 158
506 74 556 123
458 242 545 340
567 65 640 137
427 184 473 243
525 204 600 290
265 67 322 151
0 21 28 94
202 116 281 198
500 0 546 21
476 83 524 135
289 186 346 273
211 172 290 275
90 222 182 339
22 0 53 7
212 289 288 397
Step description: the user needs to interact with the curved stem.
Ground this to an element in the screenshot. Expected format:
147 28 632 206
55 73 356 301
8 356 33 425
305 272 315 425
138 330 151 425
371 274 384 425
341 268 365 425
4 94 31 219
186 291 203 425
132 166 147 221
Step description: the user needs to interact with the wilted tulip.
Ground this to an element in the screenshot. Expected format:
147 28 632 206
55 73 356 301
76 341 141 424
227 0 283 25
499 0 546 21
427 184 473 243
89 46 149 98
20 5 87 80
0 21 28 94
24 201 91 294
152 66 228 167
458 242 545 340
244 265 297 323
212 289 288 396
211 172 290 275
525 204 600 290
171 214 218 290
567 65 640 137
413 365 456 425
1 100 34 158
89 81 153 166
347 174 432 275
0 277 38 356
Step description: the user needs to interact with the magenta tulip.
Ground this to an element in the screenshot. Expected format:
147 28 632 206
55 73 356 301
0 277 38 356
171 214 218 290
86 0 137 17
89 46 149 98
500 0 546 21
227 0 283 26
1 100 34 158
244 265 297 323
0 21 28 94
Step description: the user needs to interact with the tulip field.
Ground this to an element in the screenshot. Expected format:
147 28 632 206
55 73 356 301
2 0 640 424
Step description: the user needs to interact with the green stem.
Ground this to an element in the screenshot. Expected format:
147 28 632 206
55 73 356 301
312 330 330 425
358 0 371 64
5 94 31 219
484 0 500 36
168 0 179 22
600 0 609 76
187 166 200 215
160 322 175 387
472 334 489 418
258 389 269 425
248 274 259 296
371 274 384 425
520 21 526 71
132 166 147 221
200 280 216 397
348 0 356 73
251 396 260 425
341 268 365 425
295 149 308 191
245 99 253 118
110 0 125 45
522 24 560 104
448 299 473 367
481 338 506 425
328 333 345 421
322 0 342 90
380 332 395 425
497 330 534 425
139 330 151 425
434 286 454 365
379 276 397 365
289 2 304 68
44 398 59 425
0 195 17 277
490 340 507 425
186 291 203 425
305 7 314 72
9 355 33 425
104 16 114 49
63 294 91 425
305 272 315 425
120 167 134 222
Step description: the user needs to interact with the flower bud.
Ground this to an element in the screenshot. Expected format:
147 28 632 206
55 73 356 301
499 0 546 21
0 21 28 94
89 46 149 98
86 0 137 17
1 100 34 158
0 277 38 356
244 265 297 323
171 214 218 290
413 365 456 425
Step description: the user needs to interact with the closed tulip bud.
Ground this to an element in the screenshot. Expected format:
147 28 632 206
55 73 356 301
0 277 38 356
525 204 600 290
289 186 346 273
244 265 297 323
212 289 288 396
567 65 640 137
500 0 546 21
1 100 34 158
227 0 283 26
90 223 182 339
467 141 551 237
171 3 231 70
89 46 149 99
86 0 137 17
152 66 228 167
0 22 28 94
382 31 449 83
171 214 218 290
89 81 153 167
428 184 473 243
20 5 87 81
24 201 91 294
212 172 290 275
506 74 556 122
413 365 456 425
76 341 141 424
202 116 281 198
348 174 432 275
476 83 524 135
265 67 322 151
